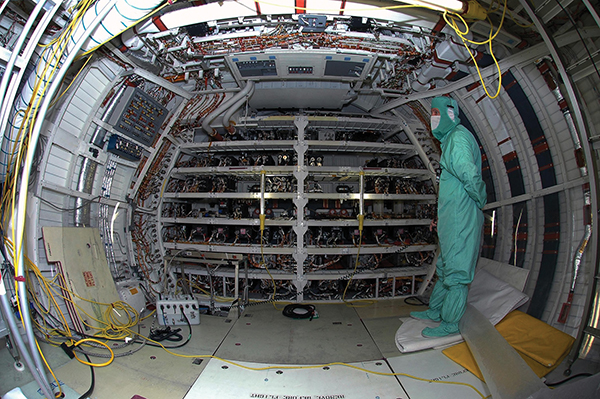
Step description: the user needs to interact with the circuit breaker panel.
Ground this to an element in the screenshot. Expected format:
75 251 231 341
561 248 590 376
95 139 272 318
109 87 168 147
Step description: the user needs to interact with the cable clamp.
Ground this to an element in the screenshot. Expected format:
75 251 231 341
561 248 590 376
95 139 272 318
60 342 76 359
15 276 26 282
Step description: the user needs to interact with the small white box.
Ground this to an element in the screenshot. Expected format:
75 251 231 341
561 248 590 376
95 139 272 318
156 295 200 326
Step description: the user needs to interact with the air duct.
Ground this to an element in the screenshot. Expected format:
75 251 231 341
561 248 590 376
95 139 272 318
202 80 255 139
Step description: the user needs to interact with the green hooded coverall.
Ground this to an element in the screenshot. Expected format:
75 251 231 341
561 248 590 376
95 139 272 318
411 96 487 337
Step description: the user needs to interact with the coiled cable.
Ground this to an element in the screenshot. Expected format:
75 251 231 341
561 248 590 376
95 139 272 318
282 304 317 320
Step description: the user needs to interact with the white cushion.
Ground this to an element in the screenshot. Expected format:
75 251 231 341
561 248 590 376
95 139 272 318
395 268 530 353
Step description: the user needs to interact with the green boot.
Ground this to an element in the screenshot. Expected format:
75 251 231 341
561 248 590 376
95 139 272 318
422 321 459 337
410 309 441 322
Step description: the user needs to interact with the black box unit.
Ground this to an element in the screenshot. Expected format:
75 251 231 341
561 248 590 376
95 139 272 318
107 134 143 161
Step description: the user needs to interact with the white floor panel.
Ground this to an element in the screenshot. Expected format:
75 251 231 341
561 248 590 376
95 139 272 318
185 358 409 399
387 349 490 399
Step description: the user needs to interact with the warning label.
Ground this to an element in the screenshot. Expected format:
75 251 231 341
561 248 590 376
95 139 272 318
82 271 95 287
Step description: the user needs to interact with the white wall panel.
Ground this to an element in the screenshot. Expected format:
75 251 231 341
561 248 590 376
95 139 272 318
44 146 73 186
110 164 135 201
61 108 86 132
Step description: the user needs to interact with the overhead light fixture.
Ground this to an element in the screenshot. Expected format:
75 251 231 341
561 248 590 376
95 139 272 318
397 0 488 20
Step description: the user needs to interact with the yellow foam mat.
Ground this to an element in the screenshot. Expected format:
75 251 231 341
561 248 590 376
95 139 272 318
443 310 574 380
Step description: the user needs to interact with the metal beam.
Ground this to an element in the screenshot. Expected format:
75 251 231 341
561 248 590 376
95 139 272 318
483 176 589 210
583 0 600 30
518 0 600 372
370 27 600 114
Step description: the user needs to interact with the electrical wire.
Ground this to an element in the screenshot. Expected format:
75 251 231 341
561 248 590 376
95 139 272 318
282 303 316 320
253 0 435 13
35 194 102 212
123 323 488 399
77 353 95 399
71 338 115 367
143 309 192 349
404 295 428 306
48 54 95 109
34 338 63 398
433 0 512 100
545 372 594 387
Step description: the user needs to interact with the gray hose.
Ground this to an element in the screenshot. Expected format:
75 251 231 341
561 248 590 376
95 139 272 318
1 278 55 399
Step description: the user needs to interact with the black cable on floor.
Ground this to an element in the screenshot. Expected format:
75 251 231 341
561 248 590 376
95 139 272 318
545 373 593 387
404 296 428 306
141 308 192 349
282 303 316 320
77 353 95 399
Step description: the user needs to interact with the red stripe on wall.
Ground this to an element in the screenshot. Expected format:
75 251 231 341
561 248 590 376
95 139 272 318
152 16 168 32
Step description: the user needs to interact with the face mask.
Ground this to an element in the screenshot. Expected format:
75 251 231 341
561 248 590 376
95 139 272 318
431 115 440 130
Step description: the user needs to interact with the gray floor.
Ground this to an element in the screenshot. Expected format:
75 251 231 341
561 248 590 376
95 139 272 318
1 300 597 399
0 299 418 398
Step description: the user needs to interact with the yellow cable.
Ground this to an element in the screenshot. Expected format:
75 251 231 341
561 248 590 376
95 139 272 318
34 339 63 398
48 54 94 109
254 0 437 13
25 260 140 340
72 338 115 367
448 0 508 46
176 278 233 303
341 208 376 308
457 16 502 99
126 327 486 398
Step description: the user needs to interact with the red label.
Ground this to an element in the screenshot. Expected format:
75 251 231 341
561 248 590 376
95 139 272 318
83 271 95 287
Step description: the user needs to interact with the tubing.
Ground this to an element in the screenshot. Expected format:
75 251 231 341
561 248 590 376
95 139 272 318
221 82 255 131
411 28 475 92
0 271 55 399
0 0 62 182
1 0 164 181
202 80 255 137
10 1 165 396
90 81 130 147
0 0 46 180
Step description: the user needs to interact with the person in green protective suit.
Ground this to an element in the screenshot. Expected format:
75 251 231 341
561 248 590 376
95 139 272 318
410 96 487 337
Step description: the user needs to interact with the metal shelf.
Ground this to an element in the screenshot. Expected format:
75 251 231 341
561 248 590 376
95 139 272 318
176 263 430 281
172 165 297 177
306 140 416 155
163 242 295 254
157 116 438 302
303 266 431 280
163 192 296 200
305 193 437 201
180 140 296 153
305 218 432 227
164 242 435 256
306 166 431 178
161 217 295 226
306 244 436 255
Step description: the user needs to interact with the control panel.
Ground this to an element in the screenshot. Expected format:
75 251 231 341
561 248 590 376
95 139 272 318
109 87 167 146
289 66 314 75
157 295 201 326
228 52 373 81
107 134 143 161
236 60 277 77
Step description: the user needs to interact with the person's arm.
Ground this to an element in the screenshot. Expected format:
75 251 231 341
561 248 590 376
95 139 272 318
447 130 487 209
